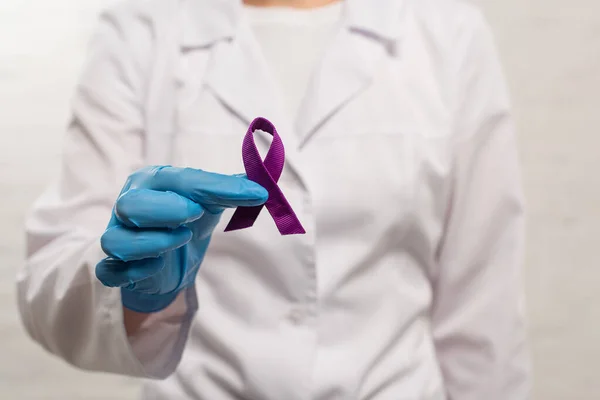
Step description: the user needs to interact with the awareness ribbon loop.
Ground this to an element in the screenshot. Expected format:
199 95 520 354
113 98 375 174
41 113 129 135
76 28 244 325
225 117 306 235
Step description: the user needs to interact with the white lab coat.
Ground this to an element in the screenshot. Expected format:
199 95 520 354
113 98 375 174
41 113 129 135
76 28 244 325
17 0 531 399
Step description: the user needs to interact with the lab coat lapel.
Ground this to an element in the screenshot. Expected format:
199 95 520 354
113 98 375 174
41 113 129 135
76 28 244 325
202 28 288 133
181 0 286 130
295 0 407 148
181 0 307 188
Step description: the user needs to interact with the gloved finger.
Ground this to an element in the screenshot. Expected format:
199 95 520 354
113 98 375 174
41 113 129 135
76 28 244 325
147 166 269 211
95 256 165 288
115 188 204 229
101 225 192 262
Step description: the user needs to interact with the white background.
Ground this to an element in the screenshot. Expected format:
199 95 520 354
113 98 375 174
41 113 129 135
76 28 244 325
0 0 598 399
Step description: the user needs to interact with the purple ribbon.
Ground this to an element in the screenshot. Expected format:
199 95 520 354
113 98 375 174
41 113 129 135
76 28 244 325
224 117 306 235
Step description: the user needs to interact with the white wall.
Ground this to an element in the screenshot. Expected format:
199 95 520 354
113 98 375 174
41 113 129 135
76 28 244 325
0 0 598 399
478 1 600 398
0 2 139 398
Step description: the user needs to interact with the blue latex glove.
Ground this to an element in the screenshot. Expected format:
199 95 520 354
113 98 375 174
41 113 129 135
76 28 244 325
96 166 268 313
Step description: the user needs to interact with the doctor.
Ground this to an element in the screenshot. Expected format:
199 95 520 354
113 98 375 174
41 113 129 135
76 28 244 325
17 0 531 399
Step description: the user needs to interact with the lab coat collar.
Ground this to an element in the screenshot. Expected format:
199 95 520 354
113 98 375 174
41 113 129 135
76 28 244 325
181 0 242 48
178 0 408 190
344 0 406 42
181 0 406 47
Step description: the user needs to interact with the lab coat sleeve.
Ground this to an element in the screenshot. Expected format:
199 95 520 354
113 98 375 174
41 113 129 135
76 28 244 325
16 5 197 379
430 9 532 400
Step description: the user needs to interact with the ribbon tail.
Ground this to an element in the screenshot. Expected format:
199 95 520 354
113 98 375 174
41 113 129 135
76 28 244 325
264 198 306 235
224 205 264 232
274 219 306 236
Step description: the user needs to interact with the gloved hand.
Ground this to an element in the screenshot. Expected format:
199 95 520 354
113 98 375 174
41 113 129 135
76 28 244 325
96 166 268 313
